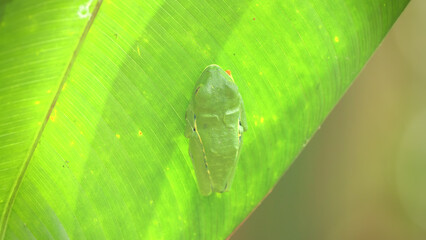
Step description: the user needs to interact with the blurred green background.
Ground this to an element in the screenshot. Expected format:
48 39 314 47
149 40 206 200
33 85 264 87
232 1 426 239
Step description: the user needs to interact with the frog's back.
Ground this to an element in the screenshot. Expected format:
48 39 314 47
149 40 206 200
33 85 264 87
185 65 246 195
195 109 241 192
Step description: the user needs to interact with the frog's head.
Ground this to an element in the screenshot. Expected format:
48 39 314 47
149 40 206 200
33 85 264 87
193 64 240 112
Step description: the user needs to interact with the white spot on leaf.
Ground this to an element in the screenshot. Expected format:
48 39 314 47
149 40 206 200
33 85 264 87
78 0 93 18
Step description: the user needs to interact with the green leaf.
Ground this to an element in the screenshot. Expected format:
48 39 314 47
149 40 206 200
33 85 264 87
0 0 409 239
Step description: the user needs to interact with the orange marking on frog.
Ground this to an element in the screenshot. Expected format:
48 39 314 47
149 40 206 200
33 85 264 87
225 70 234 82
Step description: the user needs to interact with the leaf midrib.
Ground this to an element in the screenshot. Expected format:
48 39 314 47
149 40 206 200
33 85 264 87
0 1 103 238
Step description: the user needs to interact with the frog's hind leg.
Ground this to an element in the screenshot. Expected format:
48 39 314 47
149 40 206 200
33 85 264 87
189 132 213 196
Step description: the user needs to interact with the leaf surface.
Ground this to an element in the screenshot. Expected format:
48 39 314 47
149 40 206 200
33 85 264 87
0 0 409 239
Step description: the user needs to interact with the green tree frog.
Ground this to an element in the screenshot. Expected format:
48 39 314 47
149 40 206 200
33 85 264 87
185 64 248 196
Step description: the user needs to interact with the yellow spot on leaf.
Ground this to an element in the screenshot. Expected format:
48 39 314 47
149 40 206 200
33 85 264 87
116 134 120 139
137 46 140 56
260 117 264 123
37 122 41 125
259 72 263 76
334 36 339 43
254 121 258 126
138 130 143 136
150 200 154 205
35 101 40 105
91 170 94 175
47 89 51 94
62 83 67 90
50 109 57 122
272 115 277 121
70 141 75 146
